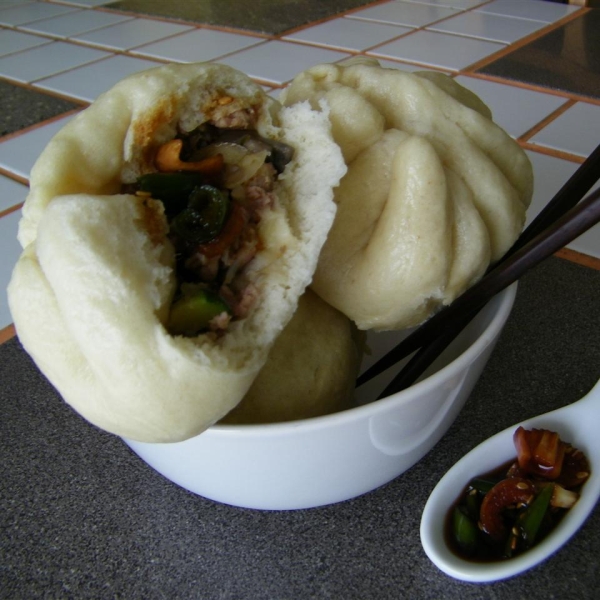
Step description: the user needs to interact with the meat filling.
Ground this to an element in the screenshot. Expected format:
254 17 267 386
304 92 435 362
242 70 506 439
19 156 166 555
126 104 293 337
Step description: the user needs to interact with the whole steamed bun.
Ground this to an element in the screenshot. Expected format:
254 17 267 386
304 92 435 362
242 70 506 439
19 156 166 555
281 58 533 331
221 289 365 425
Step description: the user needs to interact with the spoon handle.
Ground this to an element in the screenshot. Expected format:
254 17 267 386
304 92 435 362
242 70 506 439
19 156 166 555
562 379 600 419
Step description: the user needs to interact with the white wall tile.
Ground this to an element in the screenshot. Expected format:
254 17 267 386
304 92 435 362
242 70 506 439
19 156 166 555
284 18 411 52
0 209 23 329
0 40 109 82
72 17 194 50
529 102 600 158
348 1 460 27
526 150 599 258
216 41 350 85
0 114 75 179
401 0 487 7
368 29 503 71
21 9 133 38
0 1 77 26
453 76 567 138
428 10 546 44
0 28 49 56
0 174 27 212
475 0 580 23
134 28 262 63
35 54 161 101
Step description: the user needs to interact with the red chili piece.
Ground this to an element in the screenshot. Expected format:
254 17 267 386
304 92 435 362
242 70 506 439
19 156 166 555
514 427 566 479
479 477 535 541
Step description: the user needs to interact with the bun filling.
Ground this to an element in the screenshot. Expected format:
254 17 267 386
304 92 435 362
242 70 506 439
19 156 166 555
124 105 296 338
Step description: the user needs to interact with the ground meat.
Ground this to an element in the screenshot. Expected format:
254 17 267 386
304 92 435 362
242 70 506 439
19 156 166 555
211 106 258 130
219 282 259 319
185 252 220 281
244 163 277 214
208 311 232 333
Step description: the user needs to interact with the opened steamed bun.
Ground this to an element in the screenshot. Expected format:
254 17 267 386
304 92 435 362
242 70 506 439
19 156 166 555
8 62 346 442
282 59 533 331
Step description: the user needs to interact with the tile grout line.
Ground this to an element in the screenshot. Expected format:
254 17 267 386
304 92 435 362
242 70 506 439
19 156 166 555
555 248 600 270
519 141 586 164
456 71 600 107
462 6 590 74
518 99 579 144
275 0 398 38
0 202 24 219
0 324 16 345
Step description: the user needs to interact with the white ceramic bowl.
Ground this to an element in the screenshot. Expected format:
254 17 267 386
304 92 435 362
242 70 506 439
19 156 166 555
124 284 517 510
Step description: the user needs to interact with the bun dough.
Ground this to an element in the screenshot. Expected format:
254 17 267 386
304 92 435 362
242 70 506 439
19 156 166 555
221 290 364 424
282 59 533 331
8 63 346 442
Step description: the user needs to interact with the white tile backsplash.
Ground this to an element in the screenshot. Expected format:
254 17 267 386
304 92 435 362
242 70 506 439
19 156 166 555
367 29 503 71
475 0 580 23
526 150 599 258
57 0 119 6
0 28 50 56
20 9 133 38
216 40 350 85
0 114 75 179
133 28 262 63
284 17 411 52
72 16 194 50
401 0 487 7
453 75 567 138
0 173 27 212
35 54 161 102
0 1 77 26
348 1 461 28
0 208 22 329
0 39 109 82
529 102 600 158
427 10 546 44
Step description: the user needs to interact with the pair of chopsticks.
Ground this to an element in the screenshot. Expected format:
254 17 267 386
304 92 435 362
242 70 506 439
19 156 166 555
357 142 600 399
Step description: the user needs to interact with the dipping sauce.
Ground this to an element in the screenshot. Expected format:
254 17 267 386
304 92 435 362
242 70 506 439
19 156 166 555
446 427 590 562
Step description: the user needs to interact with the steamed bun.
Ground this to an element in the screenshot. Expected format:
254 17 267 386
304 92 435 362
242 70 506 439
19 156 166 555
8 62 346 442
282 59 533 331
221 290 364 424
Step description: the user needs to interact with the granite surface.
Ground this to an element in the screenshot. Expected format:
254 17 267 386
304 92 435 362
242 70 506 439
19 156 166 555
110 0 375 34
478 8 600 100
0 81 79 137
2 257 599 599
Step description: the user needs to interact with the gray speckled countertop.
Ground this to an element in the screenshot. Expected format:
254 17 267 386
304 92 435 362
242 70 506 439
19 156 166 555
2 257 599 599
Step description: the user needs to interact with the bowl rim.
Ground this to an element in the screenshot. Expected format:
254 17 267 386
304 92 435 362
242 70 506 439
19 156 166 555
208 283 518 437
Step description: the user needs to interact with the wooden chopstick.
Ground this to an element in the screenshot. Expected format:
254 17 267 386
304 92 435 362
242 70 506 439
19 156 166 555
357 142 600 391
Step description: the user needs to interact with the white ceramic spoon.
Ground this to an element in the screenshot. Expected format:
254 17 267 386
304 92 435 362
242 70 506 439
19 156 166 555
420 378 600 583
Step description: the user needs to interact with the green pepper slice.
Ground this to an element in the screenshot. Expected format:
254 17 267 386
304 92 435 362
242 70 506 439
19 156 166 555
519 483 554 547
170 185 229 245
452 506 479 555
137 172 208 218
469 478 497 495
167 289 231 336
